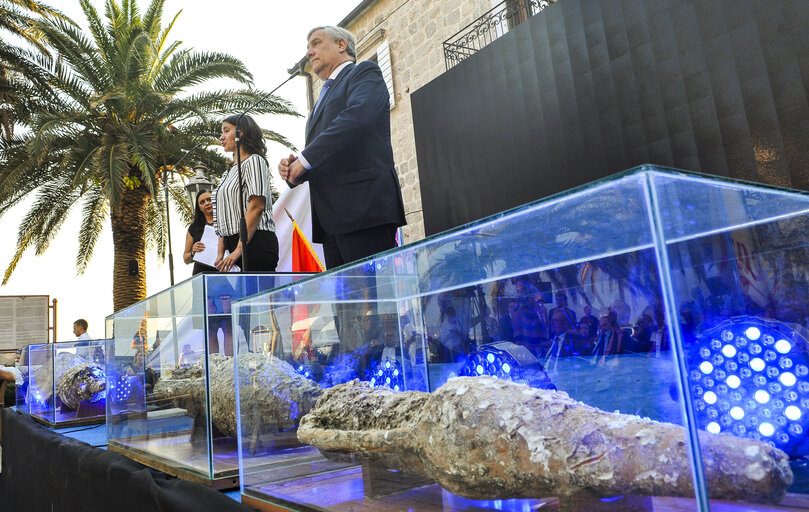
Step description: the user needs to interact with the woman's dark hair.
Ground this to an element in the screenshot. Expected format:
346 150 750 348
193 189 210 227
223 113 267 160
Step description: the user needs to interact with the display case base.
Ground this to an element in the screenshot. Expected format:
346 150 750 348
30 401 106 428
108 439 239 490
241 491 809 512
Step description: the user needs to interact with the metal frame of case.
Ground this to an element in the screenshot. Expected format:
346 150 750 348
233 166 809 511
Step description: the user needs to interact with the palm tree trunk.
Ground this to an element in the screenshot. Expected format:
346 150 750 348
111 186 150 311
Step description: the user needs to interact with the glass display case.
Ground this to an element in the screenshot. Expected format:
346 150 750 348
15 339 107 427
234 166 809 512
105 272 310 489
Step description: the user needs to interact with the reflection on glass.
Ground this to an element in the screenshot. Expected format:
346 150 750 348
104 272 307 487
225 167 809 511
16 339 107 427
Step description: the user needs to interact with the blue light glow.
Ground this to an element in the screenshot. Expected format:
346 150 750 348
785 406 802 421
688 317 809 456
759 423 775 437
368 359 404 392
780 373 797 386
775 340 792 354
459 343 555 390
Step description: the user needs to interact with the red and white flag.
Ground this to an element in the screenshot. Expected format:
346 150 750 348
272 183 325 272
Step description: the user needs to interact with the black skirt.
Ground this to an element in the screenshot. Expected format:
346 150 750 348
223 229 279 271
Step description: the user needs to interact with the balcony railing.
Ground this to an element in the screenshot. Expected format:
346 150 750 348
443 0 554 70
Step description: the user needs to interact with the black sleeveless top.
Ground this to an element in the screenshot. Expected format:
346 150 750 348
188 222 215 275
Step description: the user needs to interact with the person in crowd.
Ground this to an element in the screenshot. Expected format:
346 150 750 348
214 113 278 272
278 26 406 269
517 300 547 349
633 313 655 353
678 301 700 345
592 313 632 359
577 320 596 350
650 309 671 356
439 306 466 361
74 318 92 359
548 292 577 339
183 189 215 275
546 309 582 358
532 294 549 336
73 319 91 341
579 305 599 338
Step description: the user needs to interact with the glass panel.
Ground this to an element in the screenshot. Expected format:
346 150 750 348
25 344 52 422
656 171 809 511
236 168 710 511
17 340 106 426
105 272 308 485
15 345 31 414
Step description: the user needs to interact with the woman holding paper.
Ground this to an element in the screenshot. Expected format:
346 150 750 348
184 189 216 275
212 114 278 272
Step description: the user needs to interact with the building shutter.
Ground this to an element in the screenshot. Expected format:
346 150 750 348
376 40 395 110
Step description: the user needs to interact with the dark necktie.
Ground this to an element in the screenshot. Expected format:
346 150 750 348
313 78 334 114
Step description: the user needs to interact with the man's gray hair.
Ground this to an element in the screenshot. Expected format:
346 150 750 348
308 26 356 61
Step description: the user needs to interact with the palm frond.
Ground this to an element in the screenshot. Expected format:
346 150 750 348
2 178 78 284
141 0 166 41
145 188 166 258
95 139 131 207
146 9 180 81
155 51 253 93
168 182 193 226
79 0 114 62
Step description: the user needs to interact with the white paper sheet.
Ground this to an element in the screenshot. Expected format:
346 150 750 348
193 225 241 272
192 225 219 268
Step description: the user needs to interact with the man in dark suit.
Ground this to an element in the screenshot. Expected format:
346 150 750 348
279 26 406 269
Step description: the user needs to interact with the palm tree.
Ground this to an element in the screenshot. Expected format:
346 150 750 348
0 0 72 138
0 0 299 311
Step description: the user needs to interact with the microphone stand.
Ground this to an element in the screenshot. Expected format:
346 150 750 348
234 69 301 271
165 142 204 286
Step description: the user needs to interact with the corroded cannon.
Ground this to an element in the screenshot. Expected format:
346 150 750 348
298 376 793 503
154 354 321 438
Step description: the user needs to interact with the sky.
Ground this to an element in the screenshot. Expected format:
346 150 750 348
0 0 360 342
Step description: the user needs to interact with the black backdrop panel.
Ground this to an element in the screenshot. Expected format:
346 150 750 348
0 409 250 512
412 0 809 235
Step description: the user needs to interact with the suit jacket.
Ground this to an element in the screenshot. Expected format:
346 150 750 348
297 60 406 243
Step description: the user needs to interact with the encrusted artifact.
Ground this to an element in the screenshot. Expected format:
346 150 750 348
298 376 793 503
153 353 322 438
56 363 106 410
32 352 88 404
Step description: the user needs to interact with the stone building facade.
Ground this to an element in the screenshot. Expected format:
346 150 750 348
295 0 495 243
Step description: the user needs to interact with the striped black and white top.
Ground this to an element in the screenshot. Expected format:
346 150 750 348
212 154 275 237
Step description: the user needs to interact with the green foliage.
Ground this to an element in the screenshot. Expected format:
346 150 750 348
0 0 300 288
0 0 72 138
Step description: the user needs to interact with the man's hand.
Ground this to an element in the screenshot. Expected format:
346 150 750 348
287 158 306 185
278 153 296 182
